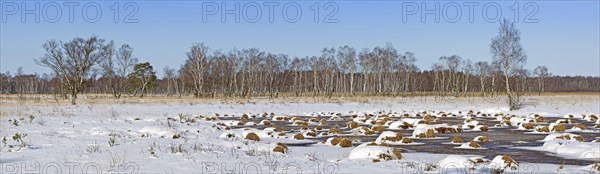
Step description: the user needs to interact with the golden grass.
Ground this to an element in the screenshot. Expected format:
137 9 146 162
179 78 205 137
339 138 352 148
245 132 260 141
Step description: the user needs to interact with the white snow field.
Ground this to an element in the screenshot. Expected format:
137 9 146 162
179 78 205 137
1 95 599 173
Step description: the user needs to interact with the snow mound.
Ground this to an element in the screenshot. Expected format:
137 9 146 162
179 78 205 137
438 155 475 170
348 143 401 161
542 133 583 142
488 155 518 172
541 140 600 159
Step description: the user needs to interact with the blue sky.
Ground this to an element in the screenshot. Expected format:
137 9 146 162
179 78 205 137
1 1 599 77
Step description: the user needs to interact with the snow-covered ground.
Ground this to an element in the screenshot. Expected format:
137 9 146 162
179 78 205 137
1 95 599 173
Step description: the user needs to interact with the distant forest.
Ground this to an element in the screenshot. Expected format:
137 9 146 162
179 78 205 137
2 42 598 99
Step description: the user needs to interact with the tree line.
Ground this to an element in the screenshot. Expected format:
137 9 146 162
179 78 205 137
0 19 598 108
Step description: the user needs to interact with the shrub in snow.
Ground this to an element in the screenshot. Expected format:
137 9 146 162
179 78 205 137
571 124 586 130
327 137 341 146
519 122 535 130
293 120 308 127
353 126 374 135
555 119 575 124
412 127 435 138
452 136 463 143
241 114 249 120
347 121 359 129
595 124 600 128
348 143 401 161
500 120 512 127
584 115 598 122
371 125 385 133
591 163 600 172
488 155 518 172
375 131 402 144
260 120 271 125
320 120 328 126
339 138 353 148
304 131 317 137
293 133 305 140
543 133 584 142
245 132 260 141
328 127 340 134
460 142 481 148
272 116 288 121
473 136 489 142
388 121 412 129
535 125 550 133
473 125 489 131
533 115 544 122
272 143 287 154
314 125 323 131
550 123 566 132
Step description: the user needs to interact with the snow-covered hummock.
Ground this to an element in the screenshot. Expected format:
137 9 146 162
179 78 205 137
271 115 288 121
462 120 481 129
540 140 600 159
458 142 483 149
328 116 343 121
402 118 426 126
437 155 476 170
488 155 518 171
472 125 488 131
375 131 401 144
510 117 534 126
411 125 435 138
542 133 583 142
347 143 401 160
388 121 411 130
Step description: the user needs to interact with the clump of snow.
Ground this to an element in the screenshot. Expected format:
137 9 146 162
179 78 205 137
488 155 518 172
347 143 401 161
540 140 600 159
437 155 476 170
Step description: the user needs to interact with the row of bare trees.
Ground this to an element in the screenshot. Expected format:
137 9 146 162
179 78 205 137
0 19 598 108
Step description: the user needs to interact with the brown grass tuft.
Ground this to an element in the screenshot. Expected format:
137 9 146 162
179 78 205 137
392 148 402 159
536 126 550 132
339 138 352 148
474 136 489 142
273 145 286 154
452 136 463 143
329 127 340 134
329 137 341 145
573 135 584 142
293 133 305 140
261 120 271 125
468 142 481 148
552 124 566 132
245 132 260 141
371 125 385 133
572 124 586 130
401 138 413 144
347 121 358 129
521 123 535 130
501 155 518 170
